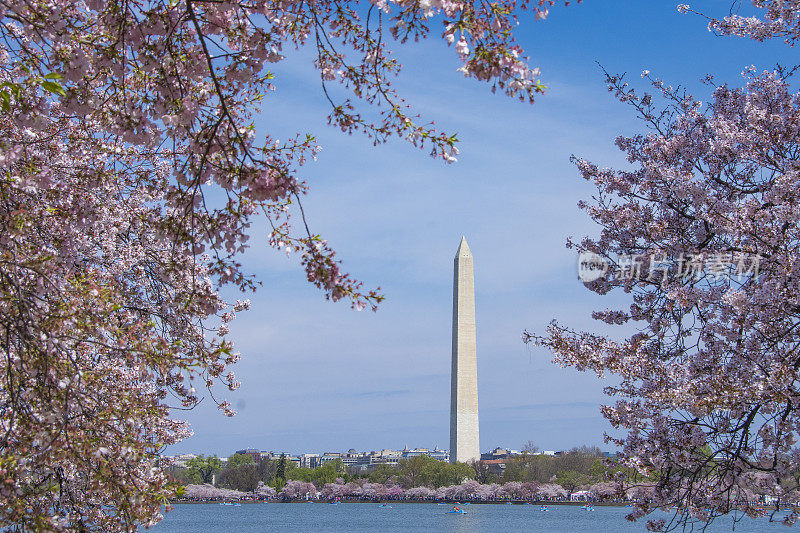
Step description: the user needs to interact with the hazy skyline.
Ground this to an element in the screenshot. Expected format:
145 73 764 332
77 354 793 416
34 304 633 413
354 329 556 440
167 1 790 456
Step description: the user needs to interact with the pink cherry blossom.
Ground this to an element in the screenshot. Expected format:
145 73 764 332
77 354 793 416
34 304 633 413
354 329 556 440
0 0 576 529
527 51 800 531
680 1 800 44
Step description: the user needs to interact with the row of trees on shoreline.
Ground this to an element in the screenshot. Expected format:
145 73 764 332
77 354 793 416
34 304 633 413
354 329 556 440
172 444 794 518
180 478 630 503
171 446 640 495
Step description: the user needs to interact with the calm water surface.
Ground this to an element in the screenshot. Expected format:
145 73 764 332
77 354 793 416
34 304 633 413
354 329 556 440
152 503 792 532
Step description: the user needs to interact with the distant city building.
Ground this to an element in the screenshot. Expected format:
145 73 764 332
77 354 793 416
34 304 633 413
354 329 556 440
259 451 280 461
234 448 262 463
428 446 449 463
480 458 508 477
165 445 619 474
166 444 459 473
403 447 429 457
170 453 197 468
480 447 512 461
299 453 320 469
318 452 343 467
266 455 299 467
403 445 449 463
479 447 518 476
340 449 371 469
369 449 402 466
260 451 302 467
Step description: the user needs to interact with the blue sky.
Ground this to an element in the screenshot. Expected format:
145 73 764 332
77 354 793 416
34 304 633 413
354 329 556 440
168 1 792 457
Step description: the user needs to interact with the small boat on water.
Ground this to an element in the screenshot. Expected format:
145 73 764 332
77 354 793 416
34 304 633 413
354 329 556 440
219 502 241 506
540 505 549 511
447 507 467 514
378 503 392 509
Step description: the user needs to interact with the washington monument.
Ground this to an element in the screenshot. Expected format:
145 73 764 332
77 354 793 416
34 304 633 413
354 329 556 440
450 236 480 464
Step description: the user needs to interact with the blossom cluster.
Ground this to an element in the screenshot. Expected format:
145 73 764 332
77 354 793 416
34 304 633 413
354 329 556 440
680 1 800 44
181 478 622 502
282 479 575 501
529 36 800 529
0 0 583 529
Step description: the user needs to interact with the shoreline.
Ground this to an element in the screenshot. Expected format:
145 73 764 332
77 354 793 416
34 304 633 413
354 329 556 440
170 499 630 507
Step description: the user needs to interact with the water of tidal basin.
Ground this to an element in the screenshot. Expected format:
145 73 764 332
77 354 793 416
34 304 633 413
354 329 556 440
152 503 790 532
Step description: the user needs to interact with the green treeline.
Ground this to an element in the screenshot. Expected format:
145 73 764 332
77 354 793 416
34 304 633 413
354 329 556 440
367 456 475 488
167 445 640 493
497 446 616 486
174 453 298 492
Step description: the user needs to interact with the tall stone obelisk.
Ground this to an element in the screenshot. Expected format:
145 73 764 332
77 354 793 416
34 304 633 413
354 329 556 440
450 236 480 464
